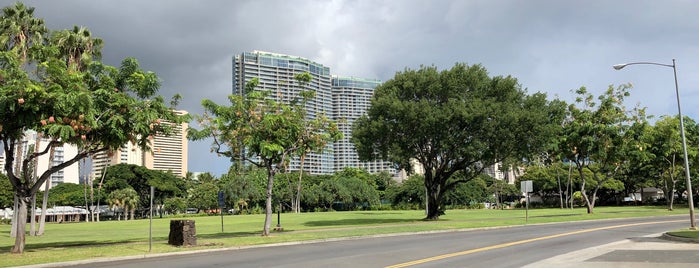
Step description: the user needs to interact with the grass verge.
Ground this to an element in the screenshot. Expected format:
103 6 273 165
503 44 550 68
0 206 686 267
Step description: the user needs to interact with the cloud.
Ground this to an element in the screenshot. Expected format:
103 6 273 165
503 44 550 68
6 0 699 175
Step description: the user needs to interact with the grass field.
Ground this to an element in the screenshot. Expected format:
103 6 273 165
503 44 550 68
0 206 688 267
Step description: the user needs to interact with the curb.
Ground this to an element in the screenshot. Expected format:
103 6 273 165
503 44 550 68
661 232 699 243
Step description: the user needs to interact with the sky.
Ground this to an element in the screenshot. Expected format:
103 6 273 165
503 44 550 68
5 0 699 176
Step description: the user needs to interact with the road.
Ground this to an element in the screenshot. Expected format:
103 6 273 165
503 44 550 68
72 215 688 268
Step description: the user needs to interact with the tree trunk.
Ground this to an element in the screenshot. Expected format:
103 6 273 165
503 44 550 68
10 196 18 238
38 180 49 235
567 164 573 209
294 154 306 213
667 177 676 211
262 166 275 236
11 195 29 254
29 195 36 236
426 190 442 220
424 172 443 220
578 168 593 214
557 169 563 209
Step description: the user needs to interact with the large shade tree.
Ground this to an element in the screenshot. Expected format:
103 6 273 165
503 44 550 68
353 63 565 219
0 3 184 253
190 78 341 235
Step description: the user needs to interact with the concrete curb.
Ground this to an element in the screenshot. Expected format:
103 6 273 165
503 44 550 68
661 232 699 243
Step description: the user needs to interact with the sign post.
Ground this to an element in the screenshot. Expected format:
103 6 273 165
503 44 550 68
521 180 533 223
149 186 154 252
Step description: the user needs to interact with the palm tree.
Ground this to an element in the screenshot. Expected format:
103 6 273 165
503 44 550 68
0 2 47 61
50 25 103 72
108 190 125 220
121 188 140 220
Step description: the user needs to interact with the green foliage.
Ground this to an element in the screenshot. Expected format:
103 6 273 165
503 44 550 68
45 183 85 206
163 197 186 215
102 164 186 210
220 168 265 213
187 182 219 211
559 84 642 213
634 115 699 208
0 1 186 252
386 175 425 208
0 173 12 208
190 76 342 235
353 63 565 219
443 176 490 206
107 187 139 220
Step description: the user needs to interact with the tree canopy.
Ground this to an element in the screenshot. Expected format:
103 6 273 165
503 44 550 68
352 63 565 219
189 78 341 235
559 84 645 213
0 2 185 253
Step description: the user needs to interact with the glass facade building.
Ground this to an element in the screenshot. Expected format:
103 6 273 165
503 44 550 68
233 51 334 174
233 51 398 175
332 76 396 175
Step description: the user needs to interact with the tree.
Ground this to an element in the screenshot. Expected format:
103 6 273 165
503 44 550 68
163 197 186 215
45 183 84 206
0 3 184 253
386 175 425 209
190 78 341 235
220 167 265 213
353 63 564 219
641 116 698 209
107 188 139 220
559 84 642 213
102 163 185 215
187 181 218 212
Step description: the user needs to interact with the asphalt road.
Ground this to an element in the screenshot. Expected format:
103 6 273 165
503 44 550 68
69 215 688 268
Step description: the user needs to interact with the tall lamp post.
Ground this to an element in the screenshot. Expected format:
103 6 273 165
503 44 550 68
613 59 695 229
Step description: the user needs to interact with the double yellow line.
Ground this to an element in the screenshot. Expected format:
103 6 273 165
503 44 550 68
386 220 682 268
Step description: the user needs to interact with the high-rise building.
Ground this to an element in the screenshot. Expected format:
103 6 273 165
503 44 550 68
144 110 189 177
90 110 189 180
233 50 399 176
331 76 397 175
0 131 80 188
233 51 334 174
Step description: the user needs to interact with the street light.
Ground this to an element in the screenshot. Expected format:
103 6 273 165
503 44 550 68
613 59 695 229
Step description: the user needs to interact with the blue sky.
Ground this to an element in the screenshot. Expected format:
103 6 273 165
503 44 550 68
7 0 699 175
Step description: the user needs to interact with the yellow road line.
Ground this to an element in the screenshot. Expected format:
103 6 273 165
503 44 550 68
385 220 683 268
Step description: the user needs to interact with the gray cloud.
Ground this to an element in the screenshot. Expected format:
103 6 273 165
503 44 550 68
6 0 699 175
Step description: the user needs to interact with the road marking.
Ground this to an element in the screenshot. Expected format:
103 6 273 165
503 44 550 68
385 220 683 268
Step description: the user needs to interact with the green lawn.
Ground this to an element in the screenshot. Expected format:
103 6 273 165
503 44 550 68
0 206 687 267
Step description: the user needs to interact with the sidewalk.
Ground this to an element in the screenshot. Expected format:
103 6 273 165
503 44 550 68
524 233 699 268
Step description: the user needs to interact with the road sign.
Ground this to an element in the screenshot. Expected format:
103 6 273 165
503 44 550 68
521 180 533 193
218 191 225 208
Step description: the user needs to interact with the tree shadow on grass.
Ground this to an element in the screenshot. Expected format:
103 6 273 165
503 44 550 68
196 230 261 239
0 239 142 252
304 218 417 227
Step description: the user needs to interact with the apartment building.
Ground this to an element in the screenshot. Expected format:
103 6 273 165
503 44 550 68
331 76 396 175
233 51 334 174
0 131 80 188
233 51 401 176
90 110 189 180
